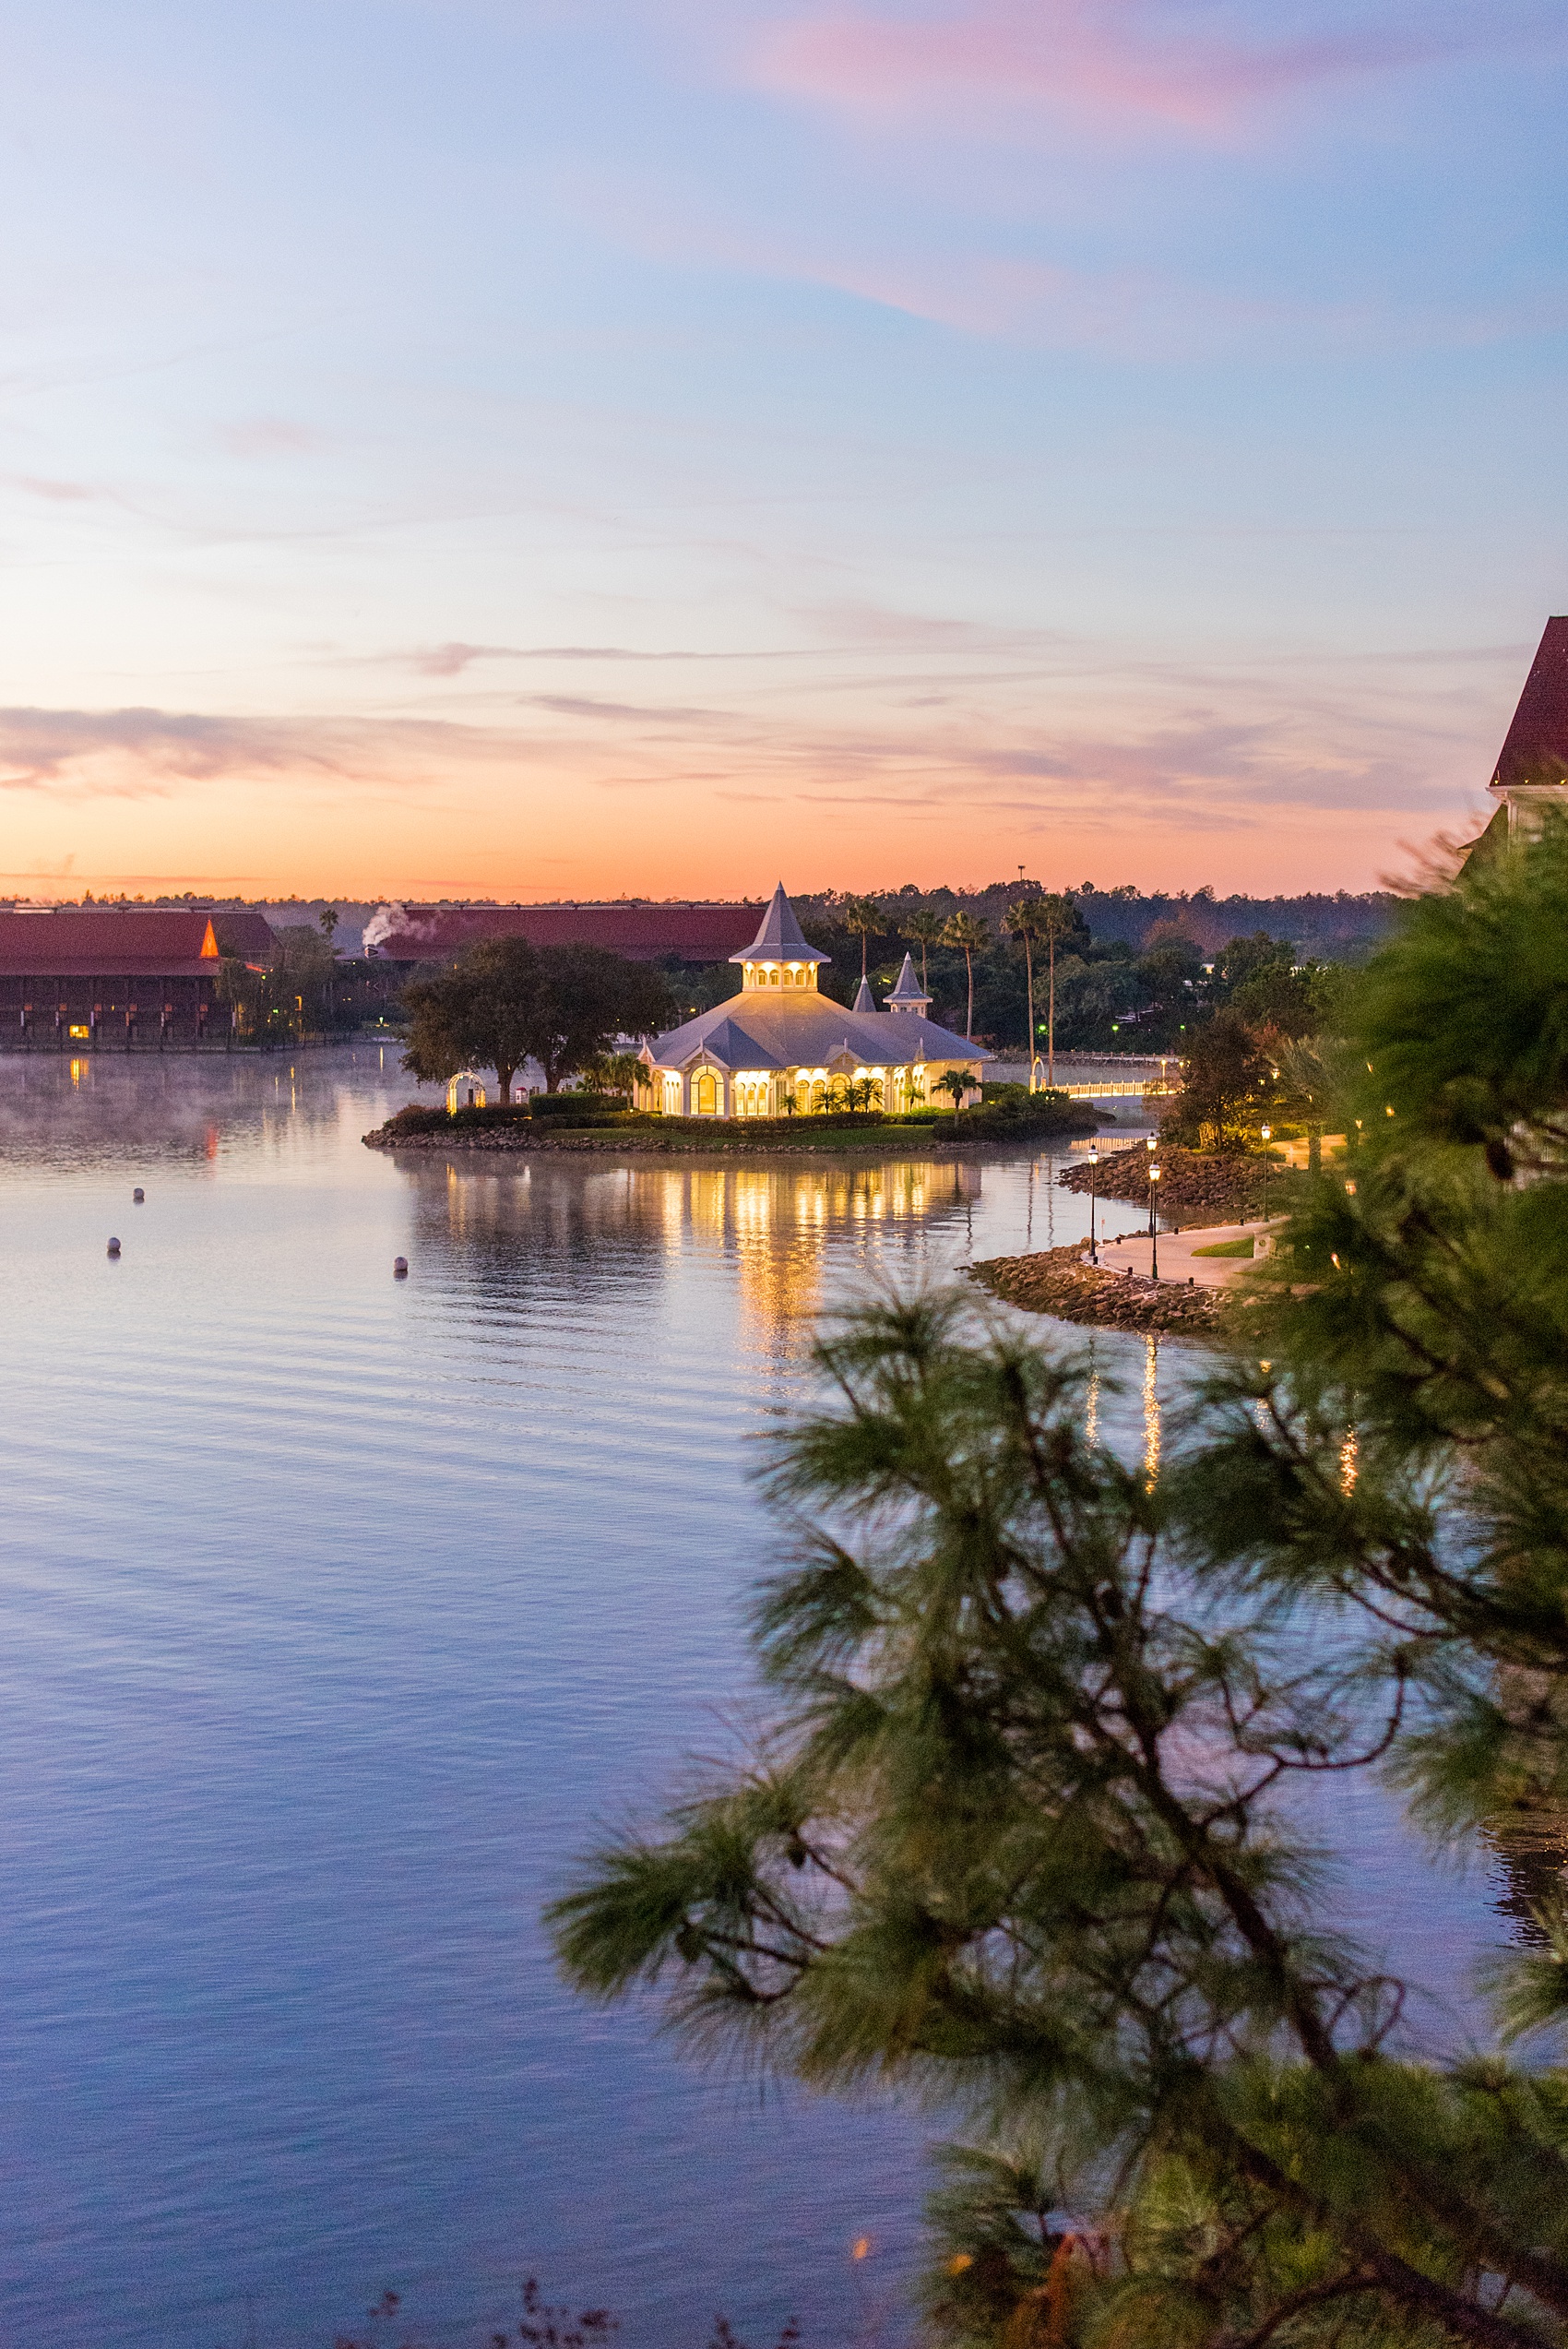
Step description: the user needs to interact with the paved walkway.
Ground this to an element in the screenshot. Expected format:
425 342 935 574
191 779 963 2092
1093 1218 1285 1290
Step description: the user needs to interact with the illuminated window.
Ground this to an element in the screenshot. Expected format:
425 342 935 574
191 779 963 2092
68 1023 90 1040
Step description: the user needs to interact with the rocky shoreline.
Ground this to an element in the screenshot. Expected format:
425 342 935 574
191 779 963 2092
1059 1144 1280 1225
970 1239 1247 1338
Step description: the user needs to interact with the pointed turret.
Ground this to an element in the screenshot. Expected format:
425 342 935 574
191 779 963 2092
731 884 829 965
885 951 931 1015
731 883 829 990
851 976 875 1012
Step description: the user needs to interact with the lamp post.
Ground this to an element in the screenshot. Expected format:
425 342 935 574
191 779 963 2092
1087 1145 1099 1264
1146 1134 1157 1244
1149 1163 1161 1282
1260 1123 1271 1224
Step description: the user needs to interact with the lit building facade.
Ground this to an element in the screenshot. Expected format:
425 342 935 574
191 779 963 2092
639 884 989 1117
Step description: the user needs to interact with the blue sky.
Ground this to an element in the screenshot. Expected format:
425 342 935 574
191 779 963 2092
1 0 1564 896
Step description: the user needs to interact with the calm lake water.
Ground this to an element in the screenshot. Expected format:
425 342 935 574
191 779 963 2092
0 1050 1515 2347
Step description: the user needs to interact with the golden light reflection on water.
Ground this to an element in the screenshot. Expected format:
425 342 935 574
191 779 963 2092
1143 1338 1161 1489
421 1152 985 1345
1339 1426 1360 1496
1085 1366 1100 1449
720 1161 979 1340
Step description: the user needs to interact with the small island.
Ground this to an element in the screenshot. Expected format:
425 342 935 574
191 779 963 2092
364 1086 1099 1156
367 882 1106 1156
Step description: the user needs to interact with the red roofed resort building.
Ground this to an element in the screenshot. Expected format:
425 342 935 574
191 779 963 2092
365 900 760 965
0 906 241 1049
639 885 989 1118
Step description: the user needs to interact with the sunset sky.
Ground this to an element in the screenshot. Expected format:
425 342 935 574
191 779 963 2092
2 0 1565 900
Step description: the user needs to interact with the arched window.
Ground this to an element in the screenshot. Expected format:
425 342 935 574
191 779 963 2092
695 1070 719 1115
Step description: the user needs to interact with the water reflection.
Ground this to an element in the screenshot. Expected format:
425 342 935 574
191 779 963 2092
1485 1815 1568 1945
403 1151 984 1353
0 1052 1519 2348
1143 1337 1161 1489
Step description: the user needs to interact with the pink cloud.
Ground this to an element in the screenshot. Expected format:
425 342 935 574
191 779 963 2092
745 2 1513 134
219 418 325 459
9 476 100 504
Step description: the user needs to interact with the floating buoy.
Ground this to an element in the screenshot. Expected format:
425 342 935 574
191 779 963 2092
132 1187 145 1203
107 1237 121 1257
393 1256 409 1278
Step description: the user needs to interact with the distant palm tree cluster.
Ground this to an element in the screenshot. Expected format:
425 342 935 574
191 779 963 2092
749 881 1341 1063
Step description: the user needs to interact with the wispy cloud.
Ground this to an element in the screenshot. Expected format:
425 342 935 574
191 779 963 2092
526 694 731 723
218 418 327 459
742 1 1554 137
576 161 1562 353
7 476 101 504
389 641 723 675
0 709 501 797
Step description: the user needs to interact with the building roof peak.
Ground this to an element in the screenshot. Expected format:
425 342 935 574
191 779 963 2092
885 950 931 1010
1491 616 1568 793
851 975 875 1012
730 882 829 965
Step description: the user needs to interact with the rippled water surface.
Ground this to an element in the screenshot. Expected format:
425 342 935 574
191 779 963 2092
0 1051 1516 2346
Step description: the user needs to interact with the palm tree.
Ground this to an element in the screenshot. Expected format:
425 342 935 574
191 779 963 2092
940 911 990 1039
933 1067 969 1129
901 908 945 993
1034 894 1077 1088
1003 898 1044 1091
840 895 885 981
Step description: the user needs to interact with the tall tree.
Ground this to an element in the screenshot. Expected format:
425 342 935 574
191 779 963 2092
552 816 1568 2349
902 908 946 993
400 935 542 1103
1033 894 1078 1086
1003 898 1042 1082
840 895 885 981
526 944 674 1092
1160 1005 1275 1148
941 911 991 1038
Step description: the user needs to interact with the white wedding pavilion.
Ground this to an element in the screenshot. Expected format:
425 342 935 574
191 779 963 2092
638 884 989 1118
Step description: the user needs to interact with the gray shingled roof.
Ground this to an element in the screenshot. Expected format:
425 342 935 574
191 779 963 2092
646 992 989 1074
885 952 930 1008
729 883 830 966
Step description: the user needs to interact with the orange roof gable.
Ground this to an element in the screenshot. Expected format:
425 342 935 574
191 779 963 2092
199 918 219 959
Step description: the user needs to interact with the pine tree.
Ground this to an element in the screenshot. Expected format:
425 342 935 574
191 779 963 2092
551 817 1568 2347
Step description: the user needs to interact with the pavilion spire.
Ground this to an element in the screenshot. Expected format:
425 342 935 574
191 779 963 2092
731 883 829 966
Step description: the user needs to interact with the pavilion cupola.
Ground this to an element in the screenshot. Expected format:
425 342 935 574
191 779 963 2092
730 882 829 992
885 951 931 1017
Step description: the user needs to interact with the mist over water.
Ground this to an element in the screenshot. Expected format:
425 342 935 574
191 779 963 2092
0 1052 1515 2345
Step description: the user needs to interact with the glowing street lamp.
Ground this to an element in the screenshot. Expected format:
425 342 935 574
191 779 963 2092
1145 1134 1157 1244
1087 1144 1099 1264
1260 1123 1272 1223
1149 1163 1162 1282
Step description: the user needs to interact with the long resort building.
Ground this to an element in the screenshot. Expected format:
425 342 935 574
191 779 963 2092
639 884 990 1117
0 907 233 1049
